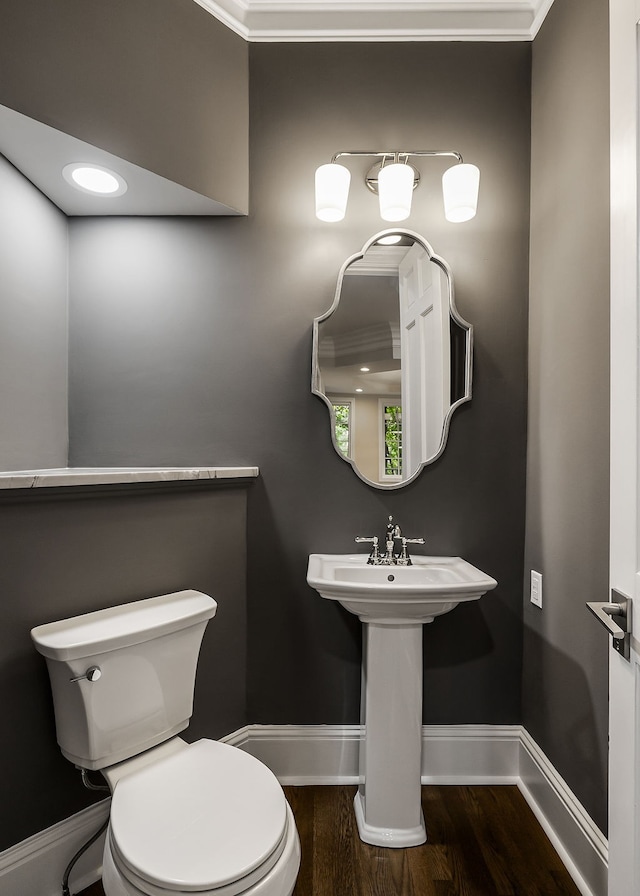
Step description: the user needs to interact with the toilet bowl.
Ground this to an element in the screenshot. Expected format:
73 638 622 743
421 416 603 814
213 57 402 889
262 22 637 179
30 590 300 896
103 738 300 896
101 739 300 896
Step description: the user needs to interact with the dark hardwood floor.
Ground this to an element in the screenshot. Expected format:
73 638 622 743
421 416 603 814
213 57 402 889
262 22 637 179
79 785 582 896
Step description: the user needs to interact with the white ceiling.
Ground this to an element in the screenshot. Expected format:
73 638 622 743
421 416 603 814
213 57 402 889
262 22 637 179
193 0 555 42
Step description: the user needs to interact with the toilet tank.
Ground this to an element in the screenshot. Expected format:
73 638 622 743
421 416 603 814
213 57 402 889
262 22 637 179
31 590 217 770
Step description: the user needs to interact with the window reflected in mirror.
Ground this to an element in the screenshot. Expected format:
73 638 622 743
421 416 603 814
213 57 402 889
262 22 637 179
332 402 352 458
382 404 402 480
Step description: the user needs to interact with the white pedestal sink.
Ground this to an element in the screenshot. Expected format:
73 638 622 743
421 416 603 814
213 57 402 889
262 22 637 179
307 553 497 848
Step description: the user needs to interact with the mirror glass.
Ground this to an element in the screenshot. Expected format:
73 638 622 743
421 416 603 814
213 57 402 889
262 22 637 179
312 230 472 488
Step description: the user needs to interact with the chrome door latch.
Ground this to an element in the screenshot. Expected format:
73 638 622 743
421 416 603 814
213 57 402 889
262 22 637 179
586 590 632 661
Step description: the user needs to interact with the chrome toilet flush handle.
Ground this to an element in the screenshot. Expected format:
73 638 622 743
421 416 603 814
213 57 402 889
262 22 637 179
69 665 102 683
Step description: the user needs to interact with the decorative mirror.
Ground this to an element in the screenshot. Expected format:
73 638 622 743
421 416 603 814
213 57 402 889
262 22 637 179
312 230 472 488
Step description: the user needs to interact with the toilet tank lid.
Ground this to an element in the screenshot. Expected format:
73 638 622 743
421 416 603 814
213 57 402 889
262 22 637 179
31 591 217 661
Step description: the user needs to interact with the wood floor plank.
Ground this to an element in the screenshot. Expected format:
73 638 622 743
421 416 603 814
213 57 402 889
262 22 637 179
77 885 103 896
405 843 442 896
454 786 519 895
421 785 497 896
283 784 315 896
78 785 584 896
471 786 581 896
311 785 361 896
421 787 455 882
442 787 505 896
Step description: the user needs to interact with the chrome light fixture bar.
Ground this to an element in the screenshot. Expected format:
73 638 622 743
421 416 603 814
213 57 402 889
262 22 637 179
315 150 479 224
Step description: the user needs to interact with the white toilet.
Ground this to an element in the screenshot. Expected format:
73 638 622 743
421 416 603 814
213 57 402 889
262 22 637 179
31 590 300 896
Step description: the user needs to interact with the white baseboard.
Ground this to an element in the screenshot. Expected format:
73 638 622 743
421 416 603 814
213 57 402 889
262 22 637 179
517 729 608 896
222 723 522 785
0 725 607 896
222 724 364 783
0 797 109 896
228 723 607 896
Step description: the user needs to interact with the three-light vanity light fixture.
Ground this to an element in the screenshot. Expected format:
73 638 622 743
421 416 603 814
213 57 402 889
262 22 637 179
315 151 480 224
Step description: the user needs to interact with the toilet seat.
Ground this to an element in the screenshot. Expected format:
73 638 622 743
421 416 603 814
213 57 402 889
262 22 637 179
109 740 289 895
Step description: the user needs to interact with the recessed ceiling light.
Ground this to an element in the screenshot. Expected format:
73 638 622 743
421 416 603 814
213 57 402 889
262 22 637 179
63 163 127 196
355 388 364 393
376 234 402 245
360 367 370 372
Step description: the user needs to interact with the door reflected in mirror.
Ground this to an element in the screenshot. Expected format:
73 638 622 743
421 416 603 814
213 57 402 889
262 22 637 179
312 230 472 488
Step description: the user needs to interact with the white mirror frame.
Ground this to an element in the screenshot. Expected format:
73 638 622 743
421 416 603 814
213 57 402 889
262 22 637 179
312 229 473 489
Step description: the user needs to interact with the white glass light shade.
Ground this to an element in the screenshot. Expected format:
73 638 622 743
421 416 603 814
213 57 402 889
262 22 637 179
442 163 479 223
62 163 127 196
378 163 414 222
315 163 351 222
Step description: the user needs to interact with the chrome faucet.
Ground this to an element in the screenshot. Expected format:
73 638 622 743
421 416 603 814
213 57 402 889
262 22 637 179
383 515 401 563
355 516 425 565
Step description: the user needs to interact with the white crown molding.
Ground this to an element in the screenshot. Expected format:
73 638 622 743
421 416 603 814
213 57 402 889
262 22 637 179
193 0 556 42
347 245 410 275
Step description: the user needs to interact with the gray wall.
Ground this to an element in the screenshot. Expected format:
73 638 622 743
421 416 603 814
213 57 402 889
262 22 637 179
525 0 610 833
68 42 532 737
0 0 249 212
0 156 68 470
1 3 611 855
0 168 250 850
1 480 250 849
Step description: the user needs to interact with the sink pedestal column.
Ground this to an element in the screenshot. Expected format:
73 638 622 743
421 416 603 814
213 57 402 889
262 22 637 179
355 621 426 847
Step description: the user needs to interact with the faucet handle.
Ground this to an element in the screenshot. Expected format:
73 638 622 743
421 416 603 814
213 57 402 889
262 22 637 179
397 536 425 566
355 535 380 564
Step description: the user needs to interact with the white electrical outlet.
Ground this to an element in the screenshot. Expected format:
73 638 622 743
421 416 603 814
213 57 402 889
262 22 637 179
530 570 543 608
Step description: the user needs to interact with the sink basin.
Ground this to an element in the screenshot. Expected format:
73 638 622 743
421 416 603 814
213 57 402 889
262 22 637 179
307 553 497 623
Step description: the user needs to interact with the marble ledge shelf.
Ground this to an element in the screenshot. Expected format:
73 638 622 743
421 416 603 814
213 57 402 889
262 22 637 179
0 466 259 490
